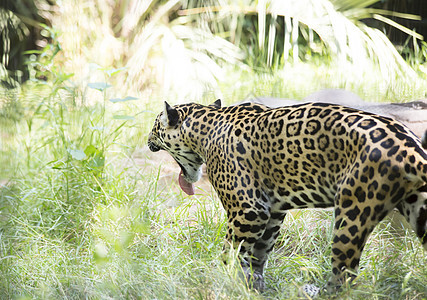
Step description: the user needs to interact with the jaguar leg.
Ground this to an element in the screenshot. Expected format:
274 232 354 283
328 186 394 291
248 211 287 274
397 185 427 250
222 193 274 291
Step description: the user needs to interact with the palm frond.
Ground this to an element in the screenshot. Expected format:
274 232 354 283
372 14 423 40
270 0 417 78
330 0 379 11
49 0 245 100
125 19 244 100
47 0 422 99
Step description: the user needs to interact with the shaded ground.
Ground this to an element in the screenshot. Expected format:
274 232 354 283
134 147 214 196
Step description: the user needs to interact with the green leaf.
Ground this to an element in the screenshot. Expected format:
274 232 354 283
87 82 112 91
23 49 43 55
48 160 67 170
109 96 139 103
105 67 126 77
84 145 97 157
56 73 74 82
68 149 87 161
113 115 135 120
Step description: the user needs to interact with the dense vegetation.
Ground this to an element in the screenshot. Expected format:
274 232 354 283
1 0 427 299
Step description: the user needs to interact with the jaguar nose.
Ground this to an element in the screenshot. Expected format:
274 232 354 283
148 143 161 152
147 133 161 152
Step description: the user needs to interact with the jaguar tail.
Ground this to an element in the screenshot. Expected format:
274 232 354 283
422 129 427 149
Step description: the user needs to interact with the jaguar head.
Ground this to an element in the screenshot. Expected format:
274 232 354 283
148 101 222 195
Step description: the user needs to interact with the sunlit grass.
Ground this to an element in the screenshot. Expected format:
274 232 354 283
1 61 427 299
1 21 427 297
2 170 425 299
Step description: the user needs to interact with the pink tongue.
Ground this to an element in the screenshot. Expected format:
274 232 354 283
179 170 195 195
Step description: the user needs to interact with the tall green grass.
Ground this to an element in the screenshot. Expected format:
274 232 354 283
1 60 426 299
1 21 427 297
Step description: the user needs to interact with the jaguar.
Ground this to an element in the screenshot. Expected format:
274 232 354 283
147 99 427 295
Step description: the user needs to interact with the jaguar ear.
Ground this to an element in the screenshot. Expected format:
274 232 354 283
161 101 179 127
210 99 222 108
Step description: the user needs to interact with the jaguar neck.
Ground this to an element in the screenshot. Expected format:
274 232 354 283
181 105 221 161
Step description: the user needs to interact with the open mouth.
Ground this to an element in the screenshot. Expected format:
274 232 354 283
178 169 195 195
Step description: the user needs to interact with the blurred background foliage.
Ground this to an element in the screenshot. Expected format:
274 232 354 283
1 0 427 101
1 1 427 297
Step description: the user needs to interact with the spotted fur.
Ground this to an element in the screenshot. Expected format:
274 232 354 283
148 100 427 292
